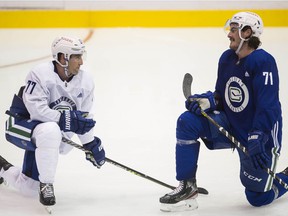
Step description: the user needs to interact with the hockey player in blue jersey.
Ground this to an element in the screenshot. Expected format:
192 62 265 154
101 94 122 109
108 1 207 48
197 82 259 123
160 11 288 211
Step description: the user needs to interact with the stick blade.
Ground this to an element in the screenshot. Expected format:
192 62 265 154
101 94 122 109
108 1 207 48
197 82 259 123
182 73 193 99
198 187 209 195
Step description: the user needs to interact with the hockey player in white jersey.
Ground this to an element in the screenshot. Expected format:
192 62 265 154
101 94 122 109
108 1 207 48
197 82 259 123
0 36 105 210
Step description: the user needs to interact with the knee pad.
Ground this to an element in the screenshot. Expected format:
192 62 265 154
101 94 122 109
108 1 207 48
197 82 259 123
245 188 275 207
176 111 206 140
32 122 62 148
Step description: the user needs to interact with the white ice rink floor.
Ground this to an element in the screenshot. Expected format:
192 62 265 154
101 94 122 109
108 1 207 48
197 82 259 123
0 27 288 216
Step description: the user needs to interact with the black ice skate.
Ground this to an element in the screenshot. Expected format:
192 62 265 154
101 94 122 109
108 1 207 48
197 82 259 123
0 155 13 185
39 182 56 206
0 155 13 172
159 178 198 212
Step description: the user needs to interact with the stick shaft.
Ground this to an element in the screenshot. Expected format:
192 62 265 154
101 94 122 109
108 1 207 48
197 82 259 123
105 157 175 190
62 136 210 194
201 110 288 190
61 136 175 190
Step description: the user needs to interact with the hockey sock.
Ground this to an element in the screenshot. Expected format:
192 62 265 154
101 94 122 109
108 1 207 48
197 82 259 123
176 141 200 180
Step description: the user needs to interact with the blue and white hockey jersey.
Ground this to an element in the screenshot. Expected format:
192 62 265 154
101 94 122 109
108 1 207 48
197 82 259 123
22 61 96 144
215 48 282 146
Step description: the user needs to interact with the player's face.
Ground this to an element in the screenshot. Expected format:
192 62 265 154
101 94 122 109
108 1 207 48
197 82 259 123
68 54 83 75
227 23 242 50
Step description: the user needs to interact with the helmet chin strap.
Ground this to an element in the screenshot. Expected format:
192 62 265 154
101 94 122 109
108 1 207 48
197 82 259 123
64 68 72 78
235 29 249 54
56 59 73 78
235 39 244 54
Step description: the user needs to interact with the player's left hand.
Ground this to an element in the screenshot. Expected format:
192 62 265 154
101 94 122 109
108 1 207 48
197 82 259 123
83 137 105 168
247 131 270 169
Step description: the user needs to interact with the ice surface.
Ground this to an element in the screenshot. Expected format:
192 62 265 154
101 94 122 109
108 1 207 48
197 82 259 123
0 27 287 216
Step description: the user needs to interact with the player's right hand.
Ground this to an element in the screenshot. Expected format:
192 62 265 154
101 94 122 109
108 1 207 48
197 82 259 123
185 91 216 115
59 110 95 134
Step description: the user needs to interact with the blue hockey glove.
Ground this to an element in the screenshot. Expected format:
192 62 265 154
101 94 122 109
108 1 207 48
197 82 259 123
247 131 270 170
185 91 216 115
59 110 95 135
83 137 105 168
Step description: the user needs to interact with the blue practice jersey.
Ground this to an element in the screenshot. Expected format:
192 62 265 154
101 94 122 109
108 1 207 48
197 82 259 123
215 48 282 145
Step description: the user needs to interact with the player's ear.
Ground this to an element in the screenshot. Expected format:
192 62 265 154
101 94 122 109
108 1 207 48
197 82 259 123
243 27 253 39
58 53 65 64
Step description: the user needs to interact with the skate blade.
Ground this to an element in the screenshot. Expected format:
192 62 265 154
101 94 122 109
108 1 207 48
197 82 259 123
160 198 198 212
0 178 9 187
44 206 53 214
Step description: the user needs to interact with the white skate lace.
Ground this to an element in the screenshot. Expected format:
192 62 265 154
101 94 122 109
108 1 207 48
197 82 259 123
41 184 54 198
168 181 185 195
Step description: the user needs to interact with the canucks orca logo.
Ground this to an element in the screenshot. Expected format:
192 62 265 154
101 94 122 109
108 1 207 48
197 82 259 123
49 96 77 111
225 76 249 112
229 87 242 102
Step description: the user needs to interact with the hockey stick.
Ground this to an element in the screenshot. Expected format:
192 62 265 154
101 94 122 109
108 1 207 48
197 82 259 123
61 136 209 194
183 73 288 190
5 99 208 194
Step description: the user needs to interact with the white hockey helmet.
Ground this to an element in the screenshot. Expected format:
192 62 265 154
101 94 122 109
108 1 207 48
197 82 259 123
225 11 263 38
51 36 86 63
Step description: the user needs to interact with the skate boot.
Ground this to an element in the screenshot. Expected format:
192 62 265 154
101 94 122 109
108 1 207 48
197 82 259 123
0 155 13 185
159 178 198 212
39 182 56 206
0 155 13 172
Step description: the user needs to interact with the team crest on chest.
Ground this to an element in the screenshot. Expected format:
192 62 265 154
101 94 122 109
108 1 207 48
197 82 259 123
225 76 249 112
49 96 77 111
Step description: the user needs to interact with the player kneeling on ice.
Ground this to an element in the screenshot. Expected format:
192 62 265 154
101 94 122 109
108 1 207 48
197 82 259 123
159 11 288 212
0 36 105 210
